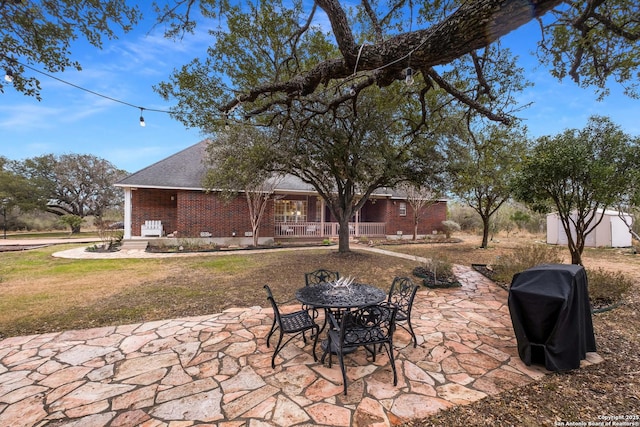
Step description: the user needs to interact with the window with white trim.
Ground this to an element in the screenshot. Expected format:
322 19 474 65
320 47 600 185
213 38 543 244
275 200 307 222
399 202 407 216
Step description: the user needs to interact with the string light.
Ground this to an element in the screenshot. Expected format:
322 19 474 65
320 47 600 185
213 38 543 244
405 67 414 86
0 54 176 127
2 20 435 129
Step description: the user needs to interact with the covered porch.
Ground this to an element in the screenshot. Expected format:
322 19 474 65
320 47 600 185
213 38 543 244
274 221 386 238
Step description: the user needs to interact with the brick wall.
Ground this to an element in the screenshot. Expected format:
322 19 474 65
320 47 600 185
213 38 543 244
131 189 177 236
383 200 447 236
131 188 445 238
132 189 275 238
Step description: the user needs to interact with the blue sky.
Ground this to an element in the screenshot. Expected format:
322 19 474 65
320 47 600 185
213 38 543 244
1 5 637 174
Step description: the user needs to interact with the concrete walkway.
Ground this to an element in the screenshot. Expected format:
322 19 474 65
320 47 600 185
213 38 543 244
0 243 602 426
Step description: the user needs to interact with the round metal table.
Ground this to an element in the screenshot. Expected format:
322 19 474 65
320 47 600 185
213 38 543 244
296 282 386 310
296 282 387 355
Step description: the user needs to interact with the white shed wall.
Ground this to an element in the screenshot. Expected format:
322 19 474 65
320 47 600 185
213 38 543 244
546 210 633 248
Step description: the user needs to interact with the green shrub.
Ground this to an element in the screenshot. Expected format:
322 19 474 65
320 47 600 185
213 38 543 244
492 244 563 284
586 267 633 303
441 220 461 239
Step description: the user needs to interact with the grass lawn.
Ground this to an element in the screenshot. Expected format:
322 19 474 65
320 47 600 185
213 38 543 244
0 232 638 424
0 243 420 337
0 232 637 339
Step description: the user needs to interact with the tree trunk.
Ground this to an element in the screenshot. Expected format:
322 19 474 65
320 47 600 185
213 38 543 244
570 249 583 265
252 225 259 247
71 225 81 234
337 219 351 253
480 216 490 248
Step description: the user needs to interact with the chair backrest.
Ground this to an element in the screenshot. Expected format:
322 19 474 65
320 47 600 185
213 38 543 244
387 276 419 316
264 285 282 324
339 304 397 347
304 269 340 287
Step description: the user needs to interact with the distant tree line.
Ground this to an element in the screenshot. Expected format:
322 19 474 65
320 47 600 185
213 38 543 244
0 154 127 234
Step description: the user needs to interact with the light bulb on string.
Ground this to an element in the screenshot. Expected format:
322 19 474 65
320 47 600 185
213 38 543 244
139 108 146 127
405 67 414 86
4 68 13 83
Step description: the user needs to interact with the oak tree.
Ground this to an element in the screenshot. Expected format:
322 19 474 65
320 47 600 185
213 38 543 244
157 0 639 125
14 154 128 233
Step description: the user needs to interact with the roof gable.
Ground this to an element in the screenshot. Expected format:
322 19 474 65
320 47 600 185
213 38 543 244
116 140 210 189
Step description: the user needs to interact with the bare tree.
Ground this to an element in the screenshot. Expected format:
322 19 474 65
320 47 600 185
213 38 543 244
243 177 284 247
398 183 443 241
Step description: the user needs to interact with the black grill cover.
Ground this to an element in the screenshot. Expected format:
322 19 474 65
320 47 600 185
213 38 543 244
508 264 596 372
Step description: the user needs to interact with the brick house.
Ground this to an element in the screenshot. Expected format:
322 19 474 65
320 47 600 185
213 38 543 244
115 140 447 244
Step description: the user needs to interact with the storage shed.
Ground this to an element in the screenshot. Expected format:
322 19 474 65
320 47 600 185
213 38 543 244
546 209 633 248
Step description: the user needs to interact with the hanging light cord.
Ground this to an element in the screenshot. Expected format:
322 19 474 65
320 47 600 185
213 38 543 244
2 55 170 114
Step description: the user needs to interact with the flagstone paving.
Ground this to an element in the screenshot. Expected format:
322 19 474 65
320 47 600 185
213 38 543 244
0 263 602 426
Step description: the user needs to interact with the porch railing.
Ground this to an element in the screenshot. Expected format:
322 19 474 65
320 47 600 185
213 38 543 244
274 221 386 238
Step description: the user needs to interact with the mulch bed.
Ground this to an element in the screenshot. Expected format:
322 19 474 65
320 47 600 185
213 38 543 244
412 266 462 288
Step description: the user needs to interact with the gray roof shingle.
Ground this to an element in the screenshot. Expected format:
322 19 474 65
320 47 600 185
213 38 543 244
115 139 439 200
116 140 210 190
116 140 319 192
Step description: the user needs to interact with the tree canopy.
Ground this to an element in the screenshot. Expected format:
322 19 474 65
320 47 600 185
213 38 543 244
448 122 529 248
1 0 140 99
157 0 639 129
11 154 128 233
513 115 639 265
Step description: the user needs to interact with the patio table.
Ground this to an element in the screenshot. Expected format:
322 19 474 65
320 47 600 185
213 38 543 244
296 282 386 353
296 282 386 312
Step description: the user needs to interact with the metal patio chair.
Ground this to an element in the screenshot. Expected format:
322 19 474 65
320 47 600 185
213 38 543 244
323 303 398 395
387 276 419 347
264 285 319 369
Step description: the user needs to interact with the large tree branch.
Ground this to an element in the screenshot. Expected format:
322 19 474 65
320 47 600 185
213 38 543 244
315 0 358 63
222 0 563 113
361 0 383 42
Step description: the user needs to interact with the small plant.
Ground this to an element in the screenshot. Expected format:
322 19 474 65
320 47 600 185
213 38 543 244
94 217 123 251
413 255 459 287
586 267 633 305
441 220 461 239
59 214 84 234
491 244 563 284
322 239 332 245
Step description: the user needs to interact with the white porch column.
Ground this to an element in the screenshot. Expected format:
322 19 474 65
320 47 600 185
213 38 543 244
320 197 325 237
123 187 133 239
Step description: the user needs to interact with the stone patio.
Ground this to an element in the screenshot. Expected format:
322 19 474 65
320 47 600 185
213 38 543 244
0 264 602 426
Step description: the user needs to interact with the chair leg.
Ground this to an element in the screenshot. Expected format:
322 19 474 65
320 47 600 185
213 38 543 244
271 331 285 369
385 342 398 386
407 320 417 348
338 351 348 395
311 326 320 362
322 334 332 365
266 319 277 348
